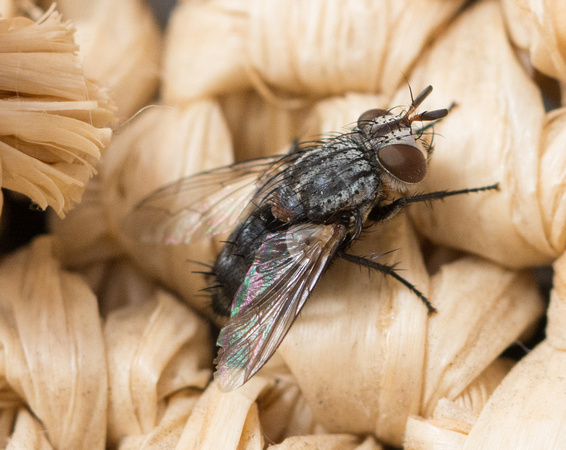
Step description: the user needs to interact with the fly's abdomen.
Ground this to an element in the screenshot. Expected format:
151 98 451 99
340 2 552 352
210 206 277 316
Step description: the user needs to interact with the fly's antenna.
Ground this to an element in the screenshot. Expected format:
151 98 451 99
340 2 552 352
403 85 449 125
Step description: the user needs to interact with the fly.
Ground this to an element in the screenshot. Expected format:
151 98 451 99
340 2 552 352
125 86 498 392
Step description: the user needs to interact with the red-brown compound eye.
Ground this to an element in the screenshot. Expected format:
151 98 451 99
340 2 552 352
357 108 389 129
377 144 427 183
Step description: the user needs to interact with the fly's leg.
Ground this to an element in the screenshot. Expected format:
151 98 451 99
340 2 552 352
355 183 499 313
338 252 436 313
368 184 499 223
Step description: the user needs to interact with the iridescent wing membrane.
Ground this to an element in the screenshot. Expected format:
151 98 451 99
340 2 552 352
125 154 300 245
214 223 347 391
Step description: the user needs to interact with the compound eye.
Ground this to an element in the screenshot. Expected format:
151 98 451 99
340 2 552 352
378 144 427 183
357 108 388 129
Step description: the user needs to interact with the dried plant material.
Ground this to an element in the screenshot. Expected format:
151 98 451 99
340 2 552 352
0 9 115 217
118 390 201 450
464 249 566 447
404 359 516 446
0 0 16 19
72 81 544 447
163 0 249 103
219 90 311 160
246 0 465 97
87 258 166 317
502 0 566 83
278 224 544 447
105 290 213 446
0 236 107 449
300 92 390 139
0 408 17 447
404 0 555 268
257 360 325 442
406 253 563 447
48 176 122 267
220 91 390 162
451 357 515 417
463 339 566 447
50 0 161 118
463 251 566 446
51 101 233 314
539 107 566 257
163 0 466 103
279 214 429 447
6 408 54 450
269 434 383 450
176 377 271 448
405 419 467 449
422 257 544 415
28 1 559 446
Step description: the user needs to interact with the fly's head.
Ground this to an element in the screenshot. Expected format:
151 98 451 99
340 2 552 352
357 85 448 193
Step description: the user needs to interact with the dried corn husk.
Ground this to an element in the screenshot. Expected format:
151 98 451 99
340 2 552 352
219 90 310 160
51 100 233 315
403 0 559 268
163 0 250 103
117 390 201 450
422 257 544 416
279 215 543 447
163 0 467 103
7 408 54 450
175 376 271 448
0 0 16 18
19 0 563 447
0 9 114 218
0 236 107 449
269 434 382 450
453 252 566 447
502 0 566 84
84 258 166 317
405 359 513 447
539 107 566 254
105 289 212 446
220 90 389 164
47 0 161 118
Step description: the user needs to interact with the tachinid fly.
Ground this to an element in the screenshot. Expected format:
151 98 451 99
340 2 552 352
125 86 498 392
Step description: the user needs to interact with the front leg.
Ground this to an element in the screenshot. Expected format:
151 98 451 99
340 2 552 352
368 184 499 223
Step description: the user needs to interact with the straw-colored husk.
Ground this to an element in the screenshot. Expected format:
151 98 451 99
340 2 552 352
278 224 543 446
51 100 234 316
105 289 213 446
48 0 161 118
0 8 115 217
2 0 564 447
405 253 566 447
502 0 566 85
0 236 107 449
163 0 467 102
404 0 561 268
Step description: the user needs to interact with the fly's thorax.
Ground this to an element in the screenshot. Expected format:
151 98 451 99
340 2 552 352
271 146 381 224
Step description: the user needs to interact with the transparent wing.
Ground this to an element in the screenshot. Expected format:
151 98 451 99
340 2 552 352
124 154 299 244
214 223 347 392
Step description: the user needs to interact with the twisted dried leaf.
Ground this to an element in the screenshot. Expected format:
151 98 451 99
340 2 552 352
105 290 213 446
405 0 553 267
0 9 115 217
0 236 107 449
